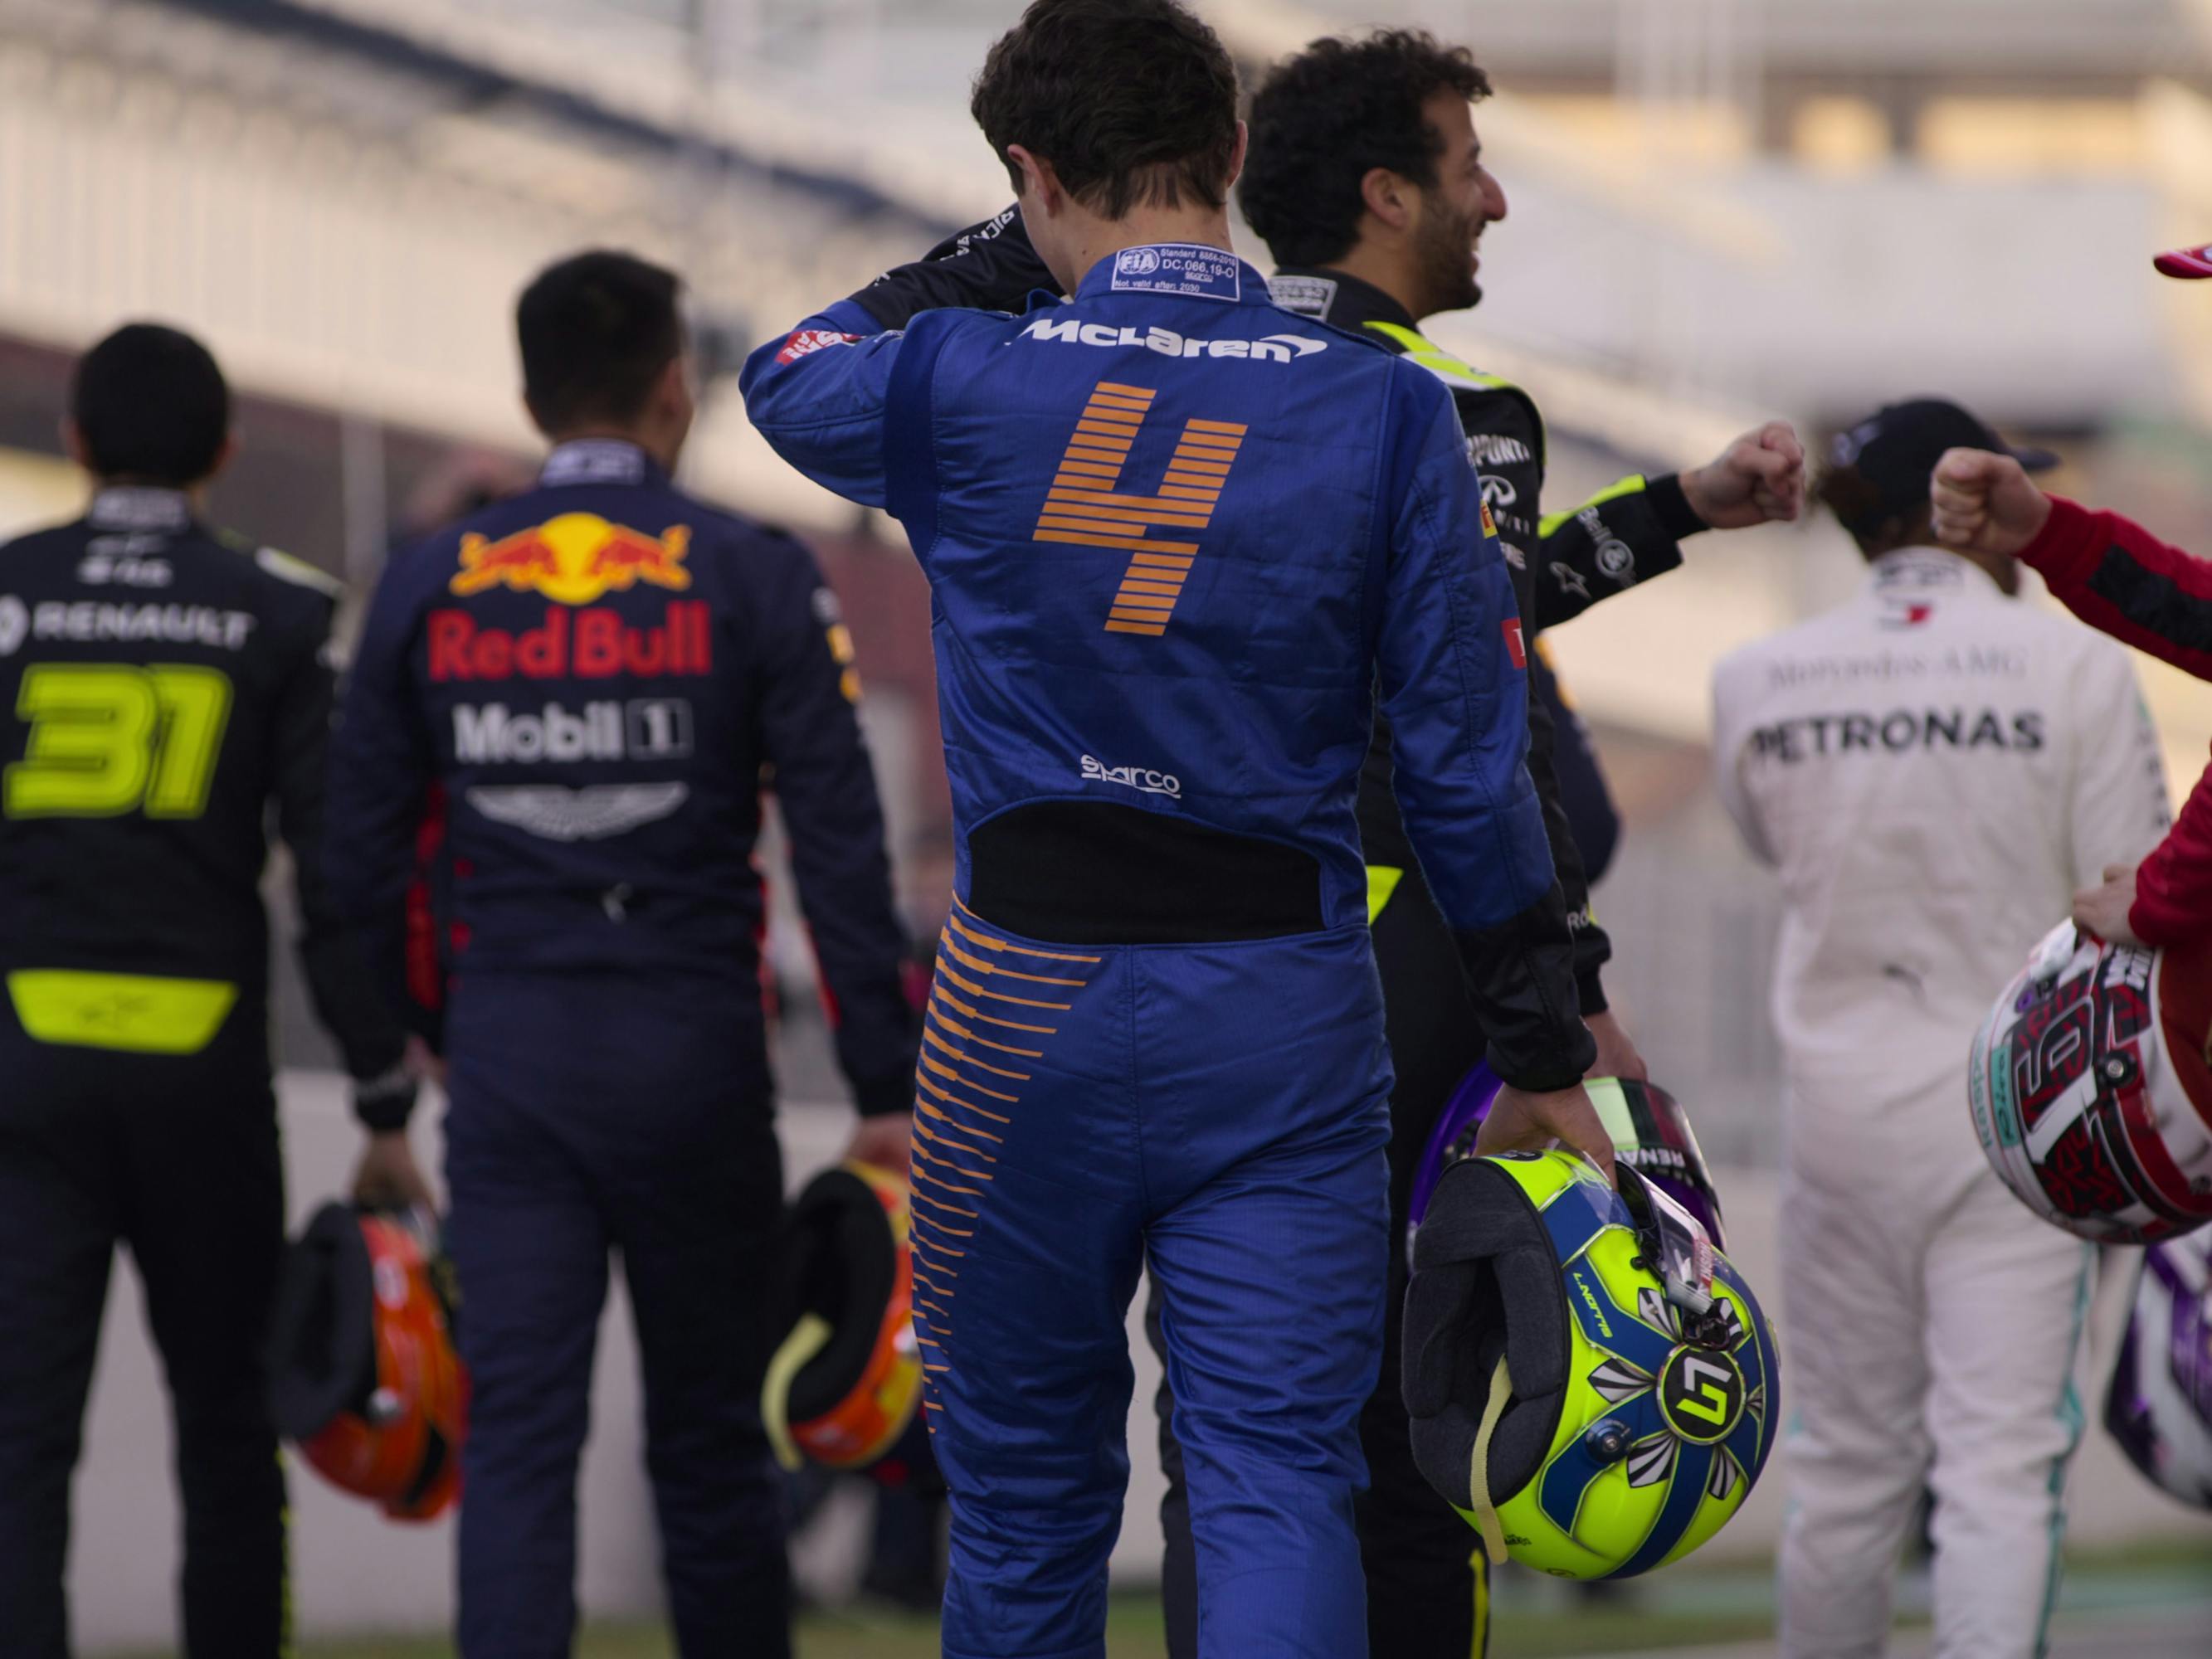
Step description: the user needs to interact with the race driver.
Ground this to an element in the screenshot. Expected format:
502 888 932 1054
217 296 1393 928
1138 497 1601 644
325 252 916 1659
1713 397 2171 1658
739 3 1611 1653
1931 239 2212 951
1145 32 1805 1658
0 324 415 1658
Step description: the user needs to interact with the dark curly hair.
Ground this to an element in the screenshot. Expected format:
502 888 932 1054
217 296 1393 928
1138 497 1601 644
1240 30 1493 269
971 0 1240 221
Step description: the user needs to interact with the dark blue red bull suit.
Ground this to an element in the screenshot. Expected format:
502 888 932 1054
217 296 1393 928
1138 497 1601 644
741 218 1593 1659
324 440 915 1658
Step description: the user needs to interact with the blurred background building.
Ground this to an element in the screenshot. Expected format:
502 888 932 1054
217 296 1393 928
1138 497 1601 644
7 0 2212 1153
15 1 2212 1650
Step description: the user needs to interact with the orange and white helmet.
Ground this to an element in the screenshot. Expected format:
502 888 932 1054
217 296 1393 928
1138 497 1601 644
763 1161 922 1471
1970 922 2212 1244
266 1204 467 1521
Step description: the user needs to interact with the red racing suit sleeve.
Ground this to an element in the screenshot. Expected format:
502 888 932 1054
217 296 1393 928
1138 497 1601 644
2021 495 2212 674
2136 779 2212 946
2020 495 2212 945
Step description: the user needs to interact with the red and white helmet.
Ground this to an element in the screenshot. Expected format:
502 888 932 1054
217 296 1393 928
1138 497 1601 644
1969 922 2212 1244
2156 245 2212 280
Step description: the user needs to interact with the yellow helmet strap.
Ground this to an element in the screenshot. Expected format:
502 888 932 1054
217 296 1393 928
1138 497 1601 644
1469 1352 1515 1565
761 1311 834 1472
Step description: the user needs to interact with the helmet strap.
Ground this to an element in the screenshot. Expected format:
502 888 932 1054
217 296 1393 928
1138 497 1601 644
762 1311 835 1472
1468 1352 1514 1566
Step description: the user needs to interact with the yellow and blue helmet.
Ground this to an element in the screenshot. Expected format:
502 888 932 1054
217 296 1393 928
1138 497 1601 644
1403 1150 1780 1580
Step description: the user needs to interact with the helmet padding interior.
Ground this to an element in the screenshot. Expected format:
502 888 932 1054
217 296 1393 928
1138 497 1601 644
782 1168 896 1422
266 1202 378 1439
1402 1158 1573 1511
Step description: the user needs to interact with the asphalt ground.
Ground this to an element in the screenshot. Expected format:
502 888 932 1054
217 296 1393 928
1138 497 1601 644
105 1542 2212 1657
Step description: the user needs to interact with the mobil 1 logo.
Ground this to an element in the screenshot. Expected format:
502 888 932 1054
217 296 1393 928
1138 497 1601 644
453 697 694 765
626 698 691 758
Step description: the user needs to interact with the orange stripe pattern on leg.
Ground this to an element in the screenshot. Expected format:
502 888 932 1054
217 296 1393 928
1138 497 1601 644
907 904 1098 1430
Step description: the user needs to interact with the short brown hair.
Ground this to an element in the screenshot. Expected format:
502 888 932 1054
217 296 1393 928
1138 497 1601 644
970 0 1240 221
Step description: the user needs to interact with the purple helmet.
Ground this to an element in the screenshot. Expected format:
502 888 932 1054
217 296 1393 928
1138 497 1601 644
1406 1071 1728 1265
2104 1227 2212 1510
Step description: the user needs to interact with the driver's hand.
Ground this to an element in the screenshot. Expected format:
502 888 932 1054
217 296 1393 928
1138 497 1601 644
2072 863 2146 948
1475 1082 1617 1185
845 1111 914 1179
1930 448 2052 558
352 1130 436 1212
1583 1009 1649 1083
1680 421 1806 528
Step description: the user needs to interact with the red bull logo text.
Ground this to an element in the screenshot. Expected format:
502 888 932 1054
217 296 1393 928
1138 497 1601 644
426 602 712 681
450 514 691 605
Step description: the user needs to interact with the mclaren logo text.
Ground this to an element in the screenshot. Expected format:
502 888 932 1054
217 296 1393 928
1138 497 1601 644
1020 317 1325 362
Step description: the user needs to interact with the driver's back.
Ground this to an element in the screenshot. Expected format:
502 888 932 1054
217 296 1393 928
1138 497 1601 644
748 243 1554 949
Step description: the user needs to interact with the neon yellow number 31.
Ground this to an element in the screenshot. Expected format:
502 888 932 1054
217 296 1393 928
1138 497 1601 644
7 664 234 820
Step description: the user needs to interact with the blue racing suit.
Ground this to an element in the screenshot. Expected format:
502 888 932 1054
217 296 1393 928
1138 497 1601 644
741 216 1592 1659
324 440 914 1658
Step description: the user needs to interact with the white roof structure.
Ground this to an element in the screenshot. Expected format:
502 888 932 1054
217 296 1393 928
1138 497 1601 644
0 0 2203 766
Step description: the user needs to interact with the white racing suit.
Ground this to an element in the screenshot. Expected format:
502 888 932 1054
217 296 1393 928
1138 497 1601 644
1710 548 2171 1657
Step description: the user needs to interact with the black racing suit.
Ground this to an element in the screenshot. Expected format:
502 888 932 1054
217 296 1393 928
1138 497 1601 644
0 486 408 1659
1149 270 1704 1659
1532 642 1621 885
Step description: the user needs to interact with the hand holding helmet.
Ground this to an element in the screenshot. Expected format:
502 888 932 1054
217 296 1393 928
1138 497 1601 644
1414 1068 1731 1260
2074 862 2146 949
1970 921 2212 1243
1402 1150 1779 1580
762 1160 923 1472
842 1111 914 1180
265 1203 468 1522
1476 1082 1618 1185
351 1131 436 1213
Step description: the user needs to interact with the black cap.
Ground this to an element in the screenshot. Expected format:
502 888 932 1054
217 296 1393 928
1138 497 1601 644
1826 398 2058 539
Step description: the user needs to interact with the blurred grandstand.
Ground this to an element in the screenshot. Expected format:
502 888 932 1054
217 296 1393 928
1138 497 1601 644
7 0 2212 1151
17 2 2212 1650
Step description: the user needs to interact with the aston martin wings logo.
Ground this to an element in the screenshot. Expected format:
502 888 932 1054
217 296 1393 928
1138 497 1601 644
465 782 689 842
